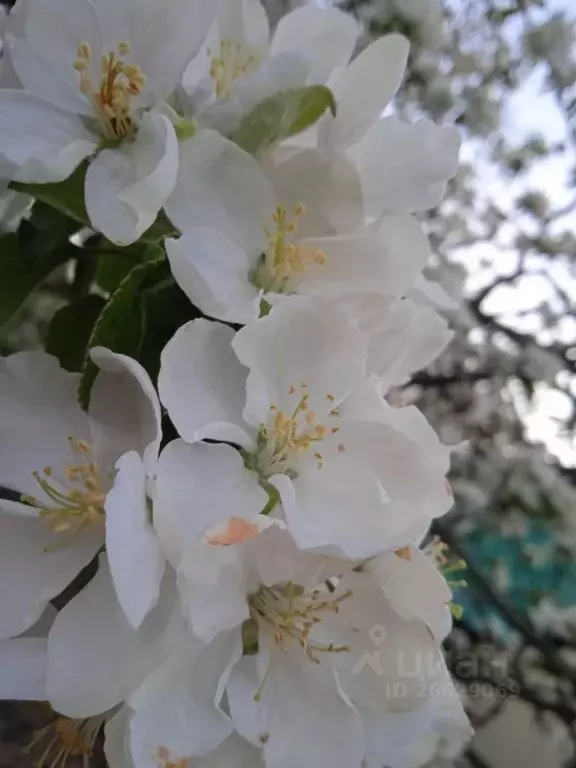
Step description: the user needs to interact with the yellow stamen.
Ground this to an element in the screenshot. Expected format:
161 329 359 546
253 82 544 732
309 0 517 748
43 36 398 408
25 713 105 768
209 38 260 100
250 581 352 664
73 40 144 140
255 385 343 476
252 205 328 293
25 437 106 549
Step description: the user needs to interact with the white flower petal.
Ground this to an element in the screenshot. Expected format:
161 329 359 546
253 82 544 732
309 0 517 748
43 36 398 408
159 319 253 447
335 417 452 531
0 90 96 182
178 546 251 643
85 113 178 245
326 572 441 716
366 299 453 392
128 629 242 766
361 703 435 768
271 459 390 559
234 53 309 119
166 229 259 324
320 35 409 151
89 347 162 477
420 658 473 755
294 214 429 300
366 658 471 767
412 273 459 310
270 149 364 237
0 511 101 639
0 351 90 499
367 548 453 643
47 557 172 717
178 517 282 643
215 0 270 51
375 213 432 293
349 116 461 217
93 0 215 104
270 7 359 84
165 130 275 253
0 637 47 699
253 633 364 768
155 440 267 548
232 300 367 427
194 733 264 768
105 452 165 631
6 0 102 113
227 656 269 747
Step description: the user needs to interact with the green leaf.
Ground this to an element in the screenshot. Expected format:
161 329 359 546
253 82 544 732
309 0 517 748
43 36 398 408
12 166 178 242
78 257 166 409
11 164 90 227
138 267 202 383
0 232 76 327
96 242 165 293
46 295 107 372
232 85 337 155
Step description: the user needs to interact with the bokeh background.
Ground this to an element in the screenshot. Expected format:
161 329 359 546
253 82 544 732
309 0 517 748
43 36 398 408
1 0 576 765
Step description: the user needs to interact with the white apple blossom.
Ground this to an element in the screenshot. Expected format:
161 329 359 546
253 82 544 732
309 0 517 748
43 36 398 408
0 347 162 638
0 0 214 244
182 524 456 768
114 485 458 768
165 136 432 322
290 33 461 220
158 301 453 559
180 0 359 135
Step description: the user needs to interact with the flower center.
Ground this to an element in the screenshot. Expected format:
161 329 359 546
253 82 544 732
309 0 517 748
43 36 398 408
74 40 145 140
254 384 341 477
26 713 105 768
249 581 352 664
23 437 106 549
209 38 260 100
251 205 327 294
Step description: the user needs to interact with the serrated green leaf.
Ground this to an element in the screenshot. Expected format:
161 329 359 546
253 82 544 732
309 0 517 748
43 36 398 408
96 242 165 293
78 257 166 409
232 85 337 155
139 275 202 383
0 232 76 327
46 295 107 372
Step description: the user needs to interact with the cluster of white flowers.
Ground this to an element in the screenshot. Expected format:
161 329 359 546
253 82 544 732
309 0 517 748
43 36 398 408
0 0 472 766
